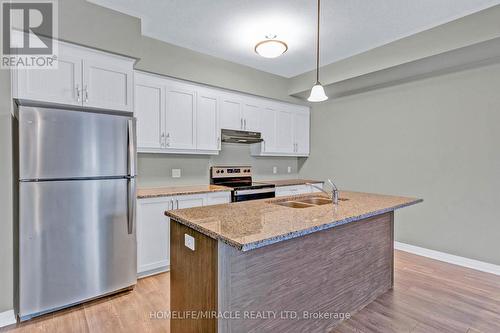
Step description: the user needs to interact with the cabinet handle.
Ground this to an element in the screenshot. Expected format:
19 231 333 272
83 85 89 102
166 133 170 147
175 199 179 209
170 199 174 209
76 85 81 102
240 118 243 129
244 118 247 130
161 133 165 147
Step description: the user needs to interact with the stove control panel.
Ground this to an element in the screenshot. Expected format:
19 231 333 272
211 166 252 178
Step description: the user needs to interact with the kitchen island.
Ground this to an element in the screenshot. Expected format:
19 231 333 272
165 191 421 333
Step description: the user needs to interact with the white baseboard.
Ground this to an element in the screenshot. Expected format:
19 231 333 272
0 309 16 328
395 241 500 276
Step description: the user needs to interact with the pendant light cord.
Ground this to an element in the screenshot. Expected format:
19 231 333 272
316 0 320 84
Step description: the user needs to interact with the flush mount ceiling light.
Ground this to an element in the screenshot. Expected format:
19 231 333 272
308 0 328 102
254 34 288 58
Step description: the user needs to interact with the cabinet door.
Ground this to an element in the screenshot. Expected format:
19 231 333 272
137 198 171 276
275 108 294 153
82 56 133 112
293 110 310 155
174 194 206 209
197 89 220 151
165 84 197 149
134 73 165 150
206 192 231 205
260 106 277 153
14 52 82 106
220 95 242 130
241 99 261 132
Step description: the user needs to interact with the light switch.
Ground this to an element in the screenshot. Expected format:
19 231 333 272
287 166 292 173
273 166 278 174
172 169 181 178
184 234 195 251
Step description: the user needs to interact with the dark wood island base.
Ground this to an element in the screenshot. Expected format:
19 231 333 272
170 212 395 333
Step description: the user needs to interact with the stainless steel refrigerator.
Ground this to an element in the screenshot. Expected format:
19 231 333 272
16 105 137 320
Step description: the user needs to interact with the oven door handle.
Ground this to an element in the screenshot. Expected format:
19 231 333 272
234 187 276 196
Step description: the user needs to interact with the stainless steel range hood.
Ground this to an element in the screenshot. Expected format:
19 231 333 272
221 129 263 144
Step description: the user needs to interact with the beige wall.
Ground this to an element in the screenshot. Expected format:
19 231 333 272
138 144 299 187
299 63 500 266
0 0 296 312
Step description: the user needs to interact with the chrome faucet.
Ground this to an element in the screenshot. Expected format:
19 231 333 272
306 179 339 205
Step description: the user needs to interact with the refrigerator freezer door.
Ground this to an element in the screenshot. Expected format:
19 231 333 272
18 106 132 180
19 178 137 319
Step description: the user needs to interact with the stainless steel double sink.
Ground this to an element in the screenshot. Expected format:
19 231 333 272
274 196 348 208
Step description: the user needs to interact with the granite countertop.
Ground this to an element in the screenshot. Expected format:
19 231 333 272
137 184 231 199
256 179 324 187
165 191 422 251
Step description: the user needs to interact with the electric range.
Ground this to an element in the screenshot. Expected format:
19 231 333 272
210 166 275 202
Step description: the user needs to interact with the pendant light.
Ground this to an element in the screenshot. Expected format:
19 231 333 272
308 0 328 102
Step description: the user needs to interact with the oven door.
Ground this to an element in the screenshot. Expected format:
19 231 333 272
233 187 276 202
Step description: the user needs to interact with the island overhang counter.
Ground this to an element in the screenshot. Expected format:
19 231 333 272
165 191 422 333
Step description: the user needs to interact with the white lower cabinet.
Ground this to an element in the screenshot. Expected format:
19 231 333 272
206 191 233 205
136 197 172 277
275 183 324 197
136 191 231 277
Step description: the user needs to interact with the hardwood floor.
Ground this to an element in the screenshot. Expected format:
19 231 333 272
2 250 500 333
332 251 500 333
1 273 171 333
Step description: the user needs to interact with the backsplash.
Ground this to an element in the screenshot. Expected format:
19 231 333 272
137 143 300 187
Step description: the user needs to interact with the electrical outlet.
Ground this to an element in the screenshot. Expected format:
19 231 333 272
172 169 181 178
287 166 292 173
184 234 195 251
273 166 278 174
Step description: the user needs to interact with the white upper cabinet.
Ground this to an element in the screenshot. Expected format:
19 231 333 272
134 71 220 154
219 95 262 132
165 83 197 150
275 108 295 153
251 103 310 157
220 94 242 130
293 109 310 155
133 72 309 156
134 72 164 150
241 98 261 132
82 56 133 111
12 41 135 112
13 50 82 106
197 89 220 151
258 106 278 153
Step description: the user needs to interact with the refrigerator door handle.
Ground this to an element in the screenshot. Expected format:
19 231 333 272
127 119 137 177
127 177 136 235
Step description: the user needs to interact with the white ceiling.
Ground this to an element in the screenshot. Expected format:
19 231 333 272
88 0 500 78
